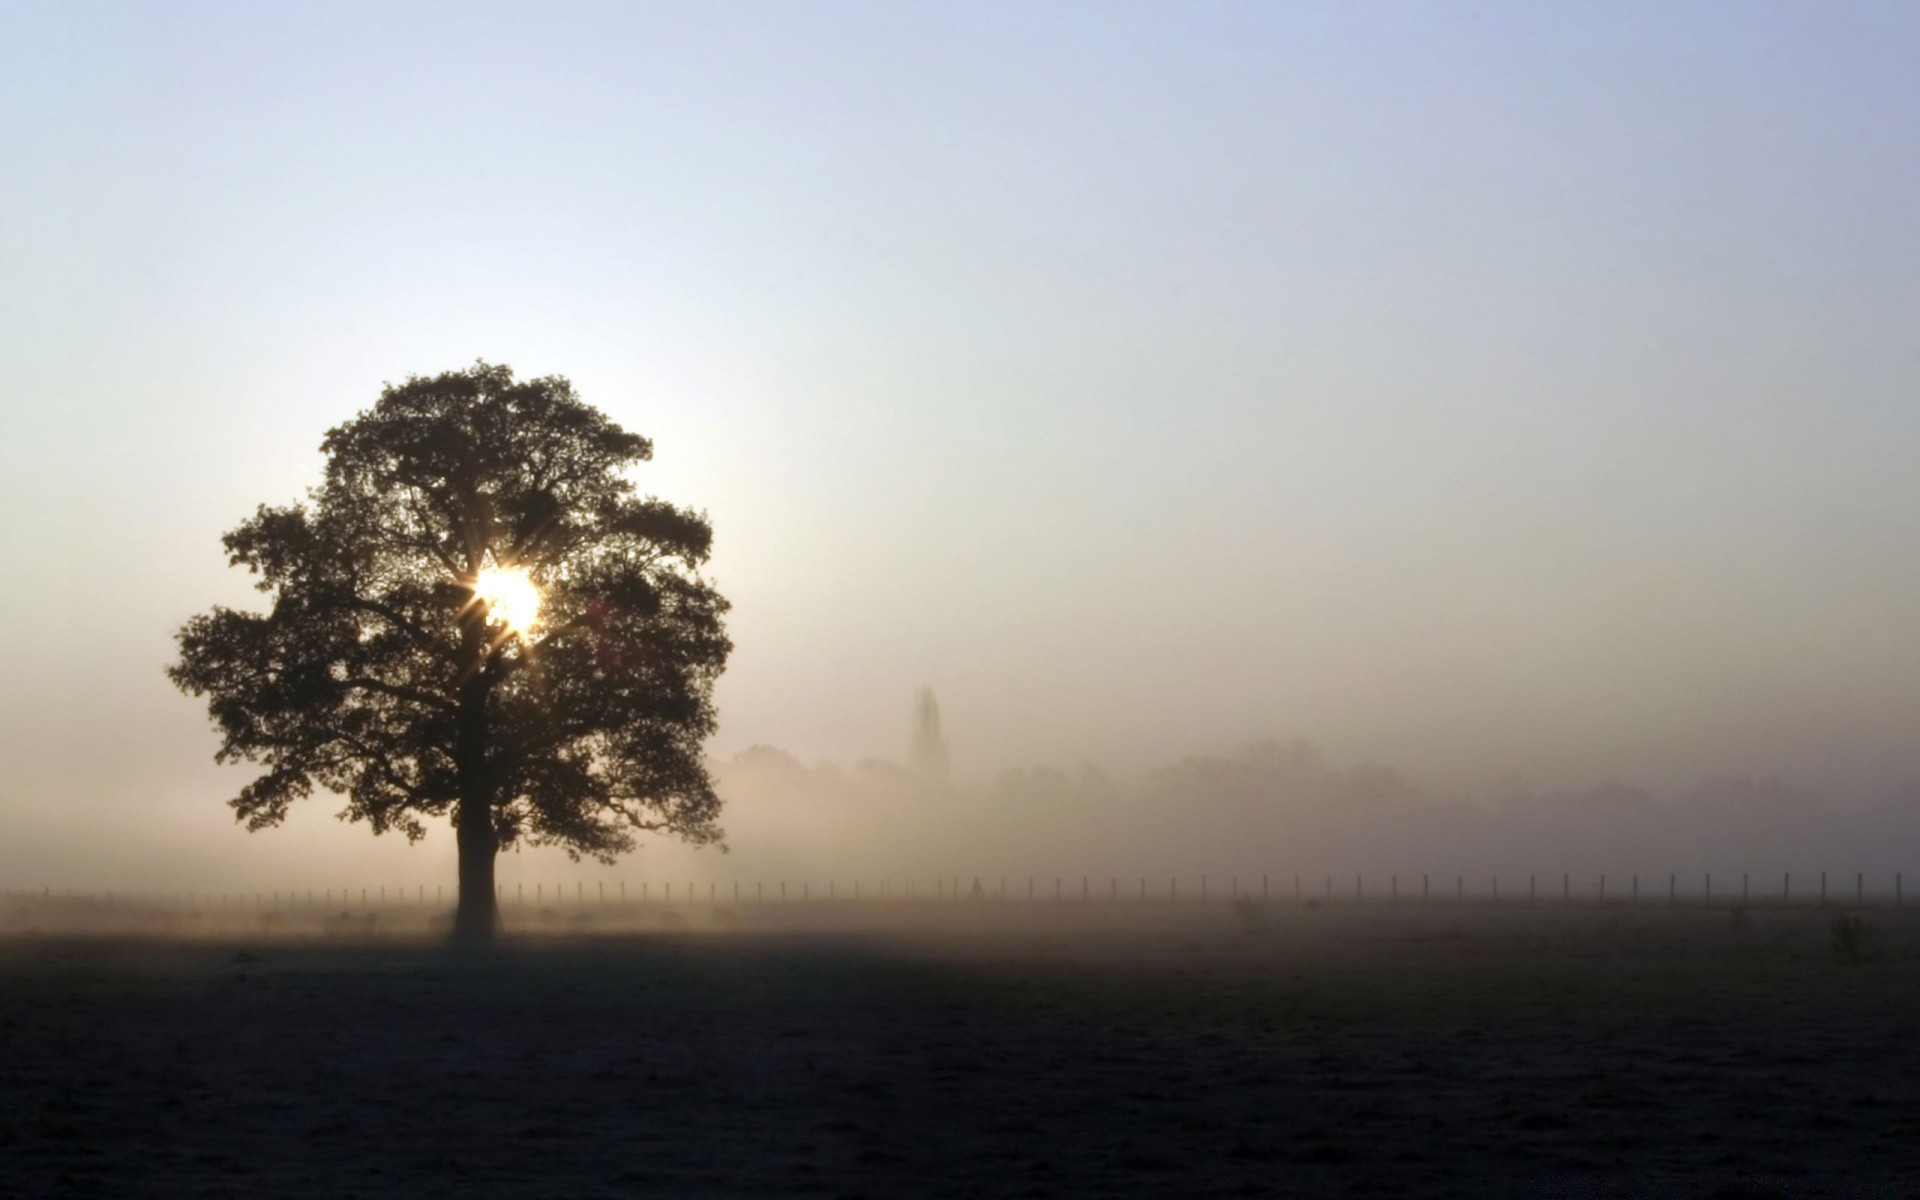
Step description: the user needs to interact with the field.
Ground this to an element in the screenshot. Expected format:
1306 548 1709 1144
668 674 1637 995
3 900 1917 1198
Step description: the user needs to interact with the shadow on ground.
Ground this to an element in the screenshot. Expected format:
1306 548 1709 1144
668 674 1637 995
2 906 1915 1198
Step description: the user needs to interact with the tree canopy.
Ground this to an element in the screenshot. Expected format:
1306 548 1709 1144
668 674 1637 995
168 362 731 934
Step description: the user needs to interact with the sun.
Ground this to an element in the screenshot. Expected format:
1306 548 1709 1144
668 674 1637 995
473 566 542 635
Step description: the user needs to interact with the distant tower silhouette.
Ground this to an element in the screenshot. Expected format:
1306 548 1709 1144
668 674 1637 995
910 688 951 780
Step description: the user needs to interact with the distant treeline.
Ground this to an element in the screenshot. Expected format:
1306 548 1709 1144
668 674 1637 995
709 738 1920 879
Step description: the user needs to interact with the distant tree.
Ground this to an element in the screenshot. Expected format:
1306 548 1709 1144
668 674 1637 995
730 745 805 773
167 362 731 940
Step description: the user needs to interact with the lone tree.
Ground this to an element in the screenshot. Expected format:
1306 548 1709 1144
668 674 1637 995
168 362 731 940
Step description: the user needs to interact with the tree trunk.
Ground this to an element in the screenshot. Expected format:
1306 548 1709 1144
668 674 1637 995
452 791 498 941
451 616 500 942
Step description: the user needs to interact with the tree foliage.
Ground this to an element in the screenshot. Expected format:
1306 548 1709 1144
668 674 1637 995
168 362 731 864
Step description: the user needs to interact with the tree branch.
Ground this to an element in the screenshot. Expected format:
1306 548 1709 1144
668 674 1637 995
340 675 456 713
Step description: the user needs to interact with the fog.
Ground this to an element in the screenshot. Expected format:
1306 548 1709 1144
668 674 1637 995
703 714 1920 889
5 4 1920 893
13 699 1919 896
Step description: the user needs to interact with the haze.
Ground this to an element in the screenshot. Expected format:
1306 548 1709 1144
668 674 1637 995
4 1 1918 891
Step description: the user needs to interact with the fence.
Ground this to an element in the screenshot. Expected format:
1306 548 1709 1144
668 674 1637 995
3 869 1912 913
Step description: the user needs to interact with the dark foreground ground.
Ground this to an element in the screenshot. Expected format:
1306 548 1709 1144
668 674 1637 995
3 903 1918 1198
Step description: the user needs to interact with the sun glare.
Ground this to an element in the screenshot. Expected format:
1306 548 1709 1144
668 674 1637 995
473 566 541 635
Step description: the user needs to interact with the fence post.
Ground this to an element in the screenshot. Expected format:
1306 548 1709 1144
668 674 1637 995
1705 873 1711 904
1599 875 1606 903
1423 873 1430 901
1262 873 1269 900
1562 874 1569 905
1784 872 1790 904
1899 872 1904 906
1631 874 1638 903
1294 873 1301 900
1492 876 1499 901
1742 873 1748 904
1820 871 1827 906
1530 874 1537 903
1355 874 1362 902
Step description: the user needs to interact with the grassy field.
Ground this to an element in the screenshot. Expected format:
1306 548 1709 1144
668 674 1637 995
2 902 1916 1198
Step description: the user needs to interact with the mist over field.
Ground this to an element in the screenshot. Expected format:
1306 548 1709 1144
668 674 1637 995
710 736 1920 887
15 707 1920 895
4 3 1919 899
9 7 1920 1196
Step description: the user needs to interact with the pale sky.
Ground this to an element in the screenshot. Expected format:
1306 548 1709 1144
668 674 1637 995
3 1 1918 886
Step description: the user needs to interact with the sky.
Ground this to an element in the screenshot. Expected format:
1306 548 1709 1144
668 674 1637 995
3 1 1918 887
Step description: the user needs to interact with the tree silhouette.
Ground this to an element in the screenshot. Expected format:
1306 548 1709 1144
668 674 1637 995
168 362 731 940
